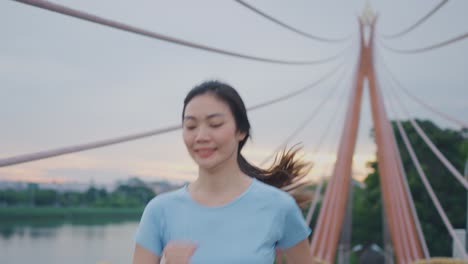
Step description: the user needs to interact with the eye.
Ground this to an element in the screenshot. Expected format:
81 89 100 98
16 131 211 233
184 123 197 130
210 123 223 128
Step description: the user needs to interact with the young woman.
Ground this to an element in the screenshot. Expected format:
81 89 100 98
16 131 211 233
133 81 314 263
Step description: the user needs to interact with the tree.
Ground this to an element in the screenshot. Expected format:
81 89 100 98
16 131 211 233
34 189 57 206
352 161 383 248
352 119 467 256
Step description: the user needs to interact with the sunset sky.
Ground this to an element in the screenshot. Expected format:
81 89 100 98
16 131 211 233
1 0 467 185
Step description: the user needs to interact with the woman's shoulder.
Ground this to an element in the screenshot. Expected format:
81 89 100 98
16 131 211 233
251 179 296 207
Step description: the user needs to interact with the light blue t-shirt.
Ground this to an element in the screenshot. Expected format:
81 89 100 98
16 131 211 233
134 178 311 264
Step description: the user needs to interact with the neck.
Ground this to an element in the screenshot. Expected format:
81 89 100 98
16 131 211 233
192 159 251 195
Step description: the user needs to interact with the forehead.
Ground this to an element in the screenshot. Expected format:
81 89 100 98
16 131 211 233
184 93 232 117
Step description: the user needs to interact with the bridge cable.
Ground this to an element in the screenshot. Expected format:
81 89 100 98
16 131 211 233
264 66 348 210
12 0 347 66
310 62 364 261
377 52 467 128
380 60 468 190
264 64 348 193
372 36 419 263
0 61 344 168
309 75 349 160
385 84 467 260
259 67 348 167
381 0 449 39
304 72 350 226
247 62 344 111
379 31 468 54
305 178 324 226
234 0 351 43
395 117 467 260
301 69 352 227
377 64 431 259
257 53 350 170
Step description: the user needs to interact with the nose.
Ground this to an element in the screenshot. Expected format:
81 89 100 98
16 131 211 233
195 125 210 142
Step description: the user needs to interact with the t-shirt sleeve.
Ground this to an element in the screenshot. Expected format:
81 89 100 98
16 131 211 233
134 198 165 256
277 195 311 249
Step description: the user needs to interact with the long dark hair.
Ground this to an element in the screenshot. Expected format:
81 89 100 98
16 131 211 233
182 80 312 206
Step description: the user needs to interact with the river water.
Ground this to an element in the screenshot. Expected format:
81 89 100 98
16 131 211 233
0 219 140 264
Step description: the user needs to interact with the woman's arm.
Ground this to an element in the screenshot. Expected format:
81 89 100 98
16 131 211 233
132 243 161 264
283 238 314 264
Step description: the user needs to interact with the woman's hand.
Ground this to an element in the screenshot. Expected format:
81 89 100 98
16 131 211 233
162 241 197 264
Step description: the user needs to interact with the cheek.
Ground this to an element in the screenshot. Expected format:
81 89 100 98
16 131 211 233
182 131 193 147
217 127 239 146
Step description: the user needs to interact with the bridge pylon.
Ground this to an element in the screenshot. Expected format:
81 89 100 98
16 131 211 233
309 4 424 263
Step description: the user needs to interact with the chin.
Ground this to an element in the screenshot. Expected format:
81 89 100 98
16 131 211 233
191 150 236 171
195 157 228 172
196 160 220 171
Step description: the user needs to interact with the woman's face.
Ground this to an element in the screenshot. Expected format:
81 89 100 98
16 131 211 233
183 93 246 171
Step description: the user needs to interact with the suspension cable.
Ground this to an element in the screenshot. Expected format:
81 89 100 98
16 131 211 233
305 77 349 226
379 31 468 54
311 62 364 261
406 118 468 189
368 74 418 261
305 178 324 225
383 67 468 190
259 67 347 166
379 71 431 259
381 0 449 39
309 37 358 156
377 52 467 128
304 73 350 226
12 0 347 65
393 113 467 260
0 125 181 168
248 62 344 111
309 75 349 157
233 0 351 43
0 62 344 168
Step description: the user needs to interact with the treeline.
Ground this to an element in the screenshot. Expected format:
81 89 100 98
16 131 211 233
352 119 467 257
0 184 156 208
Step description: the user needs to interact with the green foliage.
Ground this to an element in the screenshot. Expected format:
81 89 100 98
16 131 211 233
352 119 467 256
0 182 156 209
0 206 143 221
34 189 58 206
352 161 383 248
1 189 29 205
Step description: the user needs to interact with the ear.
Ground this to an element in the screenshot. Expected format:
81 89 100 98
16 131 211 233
236 131 247 142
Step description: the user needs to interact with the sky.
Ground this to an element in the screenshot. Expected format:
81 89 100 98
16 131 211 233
1 0 467 185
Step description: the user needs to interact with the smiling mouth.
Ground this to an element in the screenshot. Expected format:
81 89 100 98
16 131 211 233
195 148 216 158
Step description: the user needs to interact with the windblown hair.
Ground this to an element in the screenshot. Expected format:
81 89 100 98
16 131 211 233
182 80 313 207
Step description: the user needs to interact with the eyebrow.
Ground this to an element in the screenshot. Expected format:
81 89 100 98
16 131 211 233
183 113 225 121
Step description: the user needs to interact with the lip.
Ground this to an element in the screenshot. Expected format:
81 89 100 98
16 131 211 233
194 147 216 158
